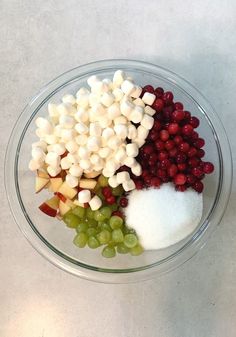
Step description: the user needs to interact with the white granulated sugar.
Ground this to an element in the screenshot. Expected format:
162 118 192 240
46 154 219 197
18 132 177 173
125 183 203 250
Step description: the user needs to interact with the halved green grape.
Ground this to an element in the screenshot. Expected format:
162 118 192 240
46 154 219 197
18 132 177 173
130 244 144 256
112 228 124 243
87 218 97 227
124 234 138 248
94 210 106 222
72 206 85 218
63 213 80 228
86 207 95 219
117 243 129 254
76 222 88 233
98 175 109 187
87 228 98 237
100 222 112 232
97 230 111 244
88 236 100 249
73 232 88 248
109 215 123 229
112 185 124 196
102 245 116 258
99 206 112 219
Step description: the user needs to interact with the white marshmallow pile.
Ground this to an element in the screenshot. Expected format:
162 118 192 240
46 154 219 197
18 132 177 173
29 70 156 208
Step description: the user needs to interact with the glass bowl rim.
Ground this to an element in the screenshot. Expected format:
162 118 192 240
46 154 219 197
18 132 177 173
4 59 232 283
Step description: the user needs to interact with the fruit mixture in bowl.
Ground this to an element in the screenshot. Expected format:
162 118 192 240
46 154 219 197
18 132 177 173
29 70 214 258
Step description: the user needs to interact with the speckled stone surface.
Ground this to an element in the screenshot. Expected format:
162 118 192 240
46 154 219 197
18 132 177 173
0 1 235 336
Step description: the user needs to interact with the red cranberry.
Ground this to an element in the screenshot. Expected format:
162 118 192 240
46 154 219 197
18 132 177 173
160 159 171 169
191 131 199 140
192 181 204 193
152 98 164 112
150 167 157 176
189 116 200 128
182 124 194 136
165 140 175 151
168 123 179 135
142 85 154 94
174 173 187 185
179 142 190 153
155 140 165 151
153 120 162 131
176 153 187 164
168 164 178 177
174 102 184 110
154 87 164 98
158 151 169 160
160 130 169 141
203 162 214 174
187 147 198 158
172 110 185 122
102 186 112 197
177 163 187 171
157 169 167 179
173 135 183 145
141 170 149 178
184 111 191 121
144 174 152 185
134 180 144 190
192 167 203 178
194 138 205 148
197 149 205 158
150 177 161 188
188 157 200 168
112 211 124 219
119 197 128 208
186 174 196 184
168 147 178 158
176 185 187 192
106 195 116 205
163 91 174 104
143 144 155 155
149 130 159 141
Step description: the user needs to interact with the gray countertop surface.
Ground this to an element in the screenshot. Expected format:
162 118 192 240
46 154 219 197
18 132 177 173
1 1 235 336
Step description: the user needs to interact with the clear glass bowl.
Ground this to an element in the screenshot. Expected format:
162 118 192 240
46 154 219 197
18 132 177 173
4 59 232 283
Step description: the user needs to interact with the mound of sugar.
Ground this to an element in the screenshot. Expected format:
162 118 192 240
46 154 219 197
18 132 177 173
124 183 203 250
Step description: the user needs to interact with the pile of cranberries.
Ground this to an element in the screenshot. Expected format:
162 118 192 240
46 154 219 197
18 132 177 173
125 85 214 193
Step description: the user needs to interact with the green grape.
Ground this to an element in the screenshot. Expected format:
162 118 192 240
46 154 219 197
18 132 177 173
87 218 97 227
87 228 97 237
110 203 118 212
94 210 106 222
73 232 88 248
102 245 116 258
76 222 88 233
63 213 80 228
124 234 138 248
130 244 144 256
99 206 112 219
112 185 124 196
109 215 123 229
117 243 129 254
97 230 111 244
96 188 105 200
112 228 124 243
88 236 100 249
86 207 95 219
72 206 85 219
100 222 112 232
98 175 109 187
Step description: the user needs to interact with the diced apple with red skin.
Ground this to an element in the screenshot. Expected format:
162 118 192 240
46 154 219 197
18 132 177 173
65 198 76 209
35 176 49 193
39 196 59 217
59 200 71 216
37 170 50 179
79 179 97 189
48 177 63 192
58 182 77 199
73 199 85 208
54 192 67 203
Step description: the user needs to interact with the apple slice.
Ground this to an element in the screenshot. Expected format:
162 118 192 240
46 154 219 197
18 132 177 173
58 182 77 199
73 200 85 208
65 198 76 209
37 170 50 179
59 200 71 216
48 177 63 192
79 179 97 190
39 196 59 217
54 192 67 203
84 170 102 178
35 176 49 193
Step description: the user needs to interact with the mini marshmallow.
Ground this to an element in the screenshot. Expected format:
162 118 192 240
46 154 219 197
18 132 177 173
57 103 72 116
78 146 90 159
59 115 75 129
131 163 142 176
133 98 145 107
79 159 91 170
48 103 59 124
120 100 134 118
101 92 115 107
44 134 58 145
106 159 119 173
87 136 101 152
54 125 63 137
142 92 156 106
89 122 102 137
75 108 89 123
32 140 47 152
61 129 77 141
114 116 127 125
124 156 136 168
121 80 135 96
144 105 156 116
75 134 88 145
102 78 113 89
102 127 115 140
117 171 130 184
76 87 90 96
76 94 89 109
98 147 111 158
102 168 115 178
137 125 149 140
90 103 106 118
127 124 138 140
134 138 145 148
89 93 101 107
141 114 154 130
130 106 144 123
65 140 78 153
91 81 109 95
66 174 79 188
123 179 135 192
75 123 89 135
28 159 43 171
35 117 52 131
113 70 126 87
51 143 66 155
115 147 126 163
31 147 45 161
62 94 76 105
107 136 121 150
130 86 142 98
126 143 139 157
108 175 119 188
67 153 79 164
47 165 61 177
107 103 121 119
112 88 124 102
90 153 100 165
45 152 60 167
61 157 72 169
78 189 91 203
98 116 112 128
89 195 102 211
114 124 128 140
69 164 83 177
87 75 100 88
